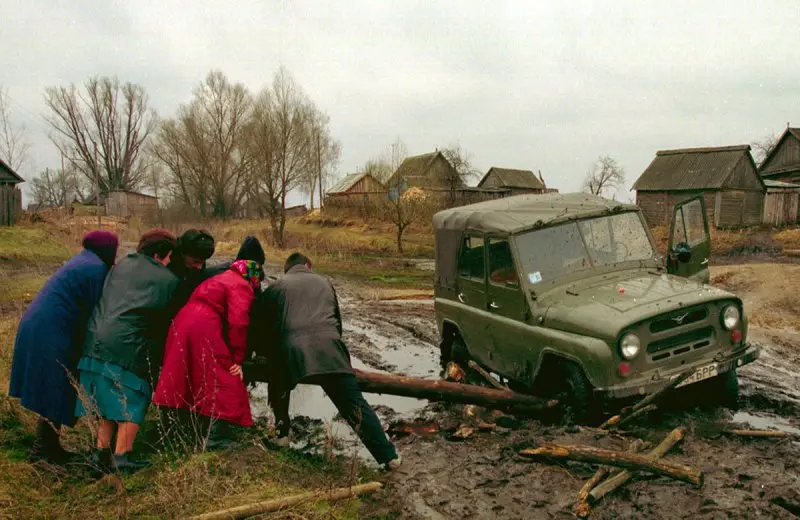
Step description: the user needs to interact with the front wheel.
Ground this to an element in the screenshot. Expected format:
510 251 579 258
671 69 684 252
691 369 740 410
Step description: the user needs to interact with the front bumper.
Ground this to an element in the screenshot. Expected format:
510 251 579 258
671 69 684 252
594 342 761 400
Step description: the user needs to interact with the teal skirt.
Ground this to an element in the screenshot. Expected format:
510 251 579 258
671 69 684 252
75 357 151 424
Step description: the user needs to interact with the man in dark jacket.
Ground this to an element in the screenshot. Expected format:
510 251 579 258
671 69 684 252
167 229 224 316
250 252 400 470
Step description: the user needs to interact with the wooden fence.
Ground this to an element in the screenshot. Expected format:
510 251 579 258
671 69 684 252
0 184 21 226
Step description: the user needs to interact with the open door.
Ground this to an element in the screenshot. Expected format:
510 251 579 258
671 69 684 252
667 196 711 282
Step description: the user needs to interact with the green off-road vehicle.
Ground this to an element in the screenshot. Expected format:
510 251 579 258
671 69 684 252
433 193 760 418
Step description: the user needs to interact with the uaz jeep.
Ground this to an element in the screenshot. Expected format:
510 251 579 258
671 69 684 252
433 193 759 416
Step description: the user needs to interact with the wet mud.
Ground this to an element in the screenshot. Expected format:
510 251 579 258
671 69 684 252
247 268 799 518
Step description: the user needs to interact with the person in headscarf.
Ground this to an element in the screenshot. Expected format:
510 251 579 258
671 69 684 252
166 229 220 316
9 230 119 464
75 229 179 473
153 236 265 450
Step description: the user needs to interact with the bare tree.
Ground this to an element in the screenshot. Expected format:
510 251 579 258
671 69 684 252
583 155 626 198
440 143 479 204
0 85 30 172
390 137 408 173
301 107 341 209
384 188 427 253
751 133 779 167
44 77 157 194
362 156 394 182
248 67 314 246
29 166 85 207
153 71 252 217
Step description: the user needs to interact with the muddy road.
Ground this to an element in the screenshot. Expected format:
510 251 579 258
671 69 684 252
245 264 800 519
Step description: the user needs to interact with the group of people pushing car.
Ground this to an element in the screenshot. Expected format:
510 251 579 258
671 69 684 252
9 228 401 473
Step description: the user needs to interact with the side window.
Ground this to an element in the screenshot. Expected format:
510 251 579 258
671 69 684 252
458 234 485 281
672 208 688 246
488 238 519 287
682 199 707 246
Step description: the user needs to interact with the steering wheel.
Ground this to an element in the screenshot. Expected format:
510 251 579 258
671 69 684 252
616 242 630 260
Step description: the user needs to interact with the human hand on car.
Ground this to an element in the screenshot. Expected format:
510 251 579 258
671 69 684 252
229 363 243 380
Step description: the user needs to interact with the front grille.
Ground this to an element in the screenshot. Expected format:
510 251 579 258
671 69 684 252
649 308 708 334
647 326 715 361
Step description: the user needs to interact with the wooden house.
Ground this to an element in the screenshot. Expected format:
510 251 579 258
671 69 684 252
0 158 23 225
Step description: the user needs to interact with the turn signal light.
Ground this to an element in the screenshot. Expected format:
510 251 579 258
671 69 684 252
730 330 742 343
618 362 631 377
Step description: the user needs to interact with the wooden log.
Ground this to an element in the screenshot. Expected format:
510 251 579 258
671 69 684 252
598 368 695 430
445 362 466 383
467 360 508 390
353 369 558 411
614 405 658 430
519 439 701 487
588 427 686 503
188 482 383 520
575 439 647 518
725 429 793 438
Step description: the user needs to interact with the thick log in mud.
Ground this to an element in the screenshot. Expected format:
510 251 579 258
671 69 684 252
189 482 383 520
599 367 695 430
725 429 794 438
353 369 558 411
520 438 701 487
588 427 687 503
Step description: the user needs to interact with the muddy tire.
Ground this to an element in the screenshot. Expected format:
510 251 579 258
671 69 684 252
534 360 596 424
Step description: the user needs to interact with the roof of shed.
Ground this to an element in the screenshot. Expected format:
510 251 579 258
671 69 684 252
633 145 754 191
0 157 24 184
478 167 545 189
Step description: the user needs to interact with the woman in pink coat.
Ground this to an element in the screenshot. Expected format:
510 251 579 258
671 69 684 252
153 237 264 449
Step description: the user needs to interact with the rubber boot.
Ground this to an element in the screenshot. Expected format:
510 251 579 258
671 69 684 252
90 448 114 475
112 452 150 473
29 418 74 465
205 420 238 451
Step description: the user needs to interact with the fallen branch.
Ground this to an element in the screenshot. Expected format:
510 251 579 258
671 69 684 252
614 404 658 430
519 438 701 487
725 429 793 438
187 482 383 520
588 427 686 503
599 368 695 430
575 439 647 518
467 360 508 390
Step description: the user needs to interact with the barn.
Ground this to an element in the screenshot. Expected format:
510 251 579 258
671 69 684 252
759 127 800 185
477 167 548 195
633 145 765 228
0 158 23 226
105 190 158 220
387 151 461 193
325 172 385 202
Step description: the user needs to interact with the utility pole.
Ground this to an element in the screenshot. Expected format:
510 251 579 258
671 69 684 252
94 143 101 229
316 129 323 210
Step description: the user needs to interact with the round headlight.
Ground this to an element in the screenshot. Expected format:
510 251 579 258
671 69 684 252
722 305 740 330
620 333 641 360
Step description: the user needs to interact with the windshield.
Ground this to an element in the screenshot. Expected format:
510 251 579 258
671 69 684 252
515 212 655 285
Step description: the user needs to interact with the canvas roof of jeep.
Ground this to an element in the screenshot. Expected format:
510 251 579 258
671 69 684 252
433 193 640 291
433 192 638 234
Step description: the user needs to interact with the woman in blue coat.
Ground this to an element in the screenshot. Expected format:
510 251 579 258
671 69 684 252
9 230 118 464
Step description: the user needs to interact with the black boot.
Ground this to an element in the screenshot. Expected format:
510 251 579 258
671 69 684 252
205 420 239 451
29 418 74 465
90 448 114 475
112 452 150 473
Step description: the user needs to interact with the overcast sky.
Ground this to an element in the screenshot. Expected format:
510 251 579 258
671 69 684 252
2 0 799 206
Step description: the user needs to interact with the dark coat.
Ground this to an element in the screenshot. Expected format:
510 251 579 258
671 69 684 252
82 253 179 381
167 261 231 318
9 249 110 426
251 265 352 390
153 269 255 426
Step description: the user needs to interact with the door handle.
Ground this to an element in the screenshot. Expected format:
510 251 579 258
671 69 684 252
489 301 500 310
701 258 709 265
458 293 465 303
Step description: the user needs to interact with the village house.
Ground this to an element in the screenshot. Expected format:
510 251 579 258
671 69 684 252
325 172 386 203
387 151 462 194
633 145 765 228
105 189 159 220
0 157 23 226
759 127 800 185
283 204 308 218
477 167 549 195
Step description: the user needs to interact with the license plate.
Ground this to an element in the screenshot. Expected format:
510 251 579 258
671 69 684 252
675 363 718 388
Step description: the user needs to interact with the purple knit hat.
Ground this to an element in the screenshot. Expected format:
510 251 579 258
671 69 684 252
83 230 119 266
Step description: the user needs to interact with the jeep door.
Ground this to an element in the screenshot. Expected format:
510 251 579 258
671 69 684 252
668 196 711 282
456 233 493 366
485 236 532 378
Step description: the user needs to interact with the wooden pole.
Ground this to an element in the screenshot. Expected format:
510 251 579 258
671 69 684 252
354 368 558 411
187 482 383 520
93 143 101 229
725 429 793 438
588 427 686 503
467 360 508 390
575 439 647 518
613 404 658 430
519 438 701 487
599 367 695 430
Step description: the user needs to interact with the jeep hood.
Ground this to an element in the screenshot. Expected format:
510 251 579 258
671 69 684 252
538 271 736 341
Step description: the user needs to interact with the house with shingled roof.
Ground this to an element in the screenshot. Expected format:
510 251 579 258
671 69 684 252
325 172 385 202
387 151 462 192
633 145 765 228
759 127 800 185
477 167 548 195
